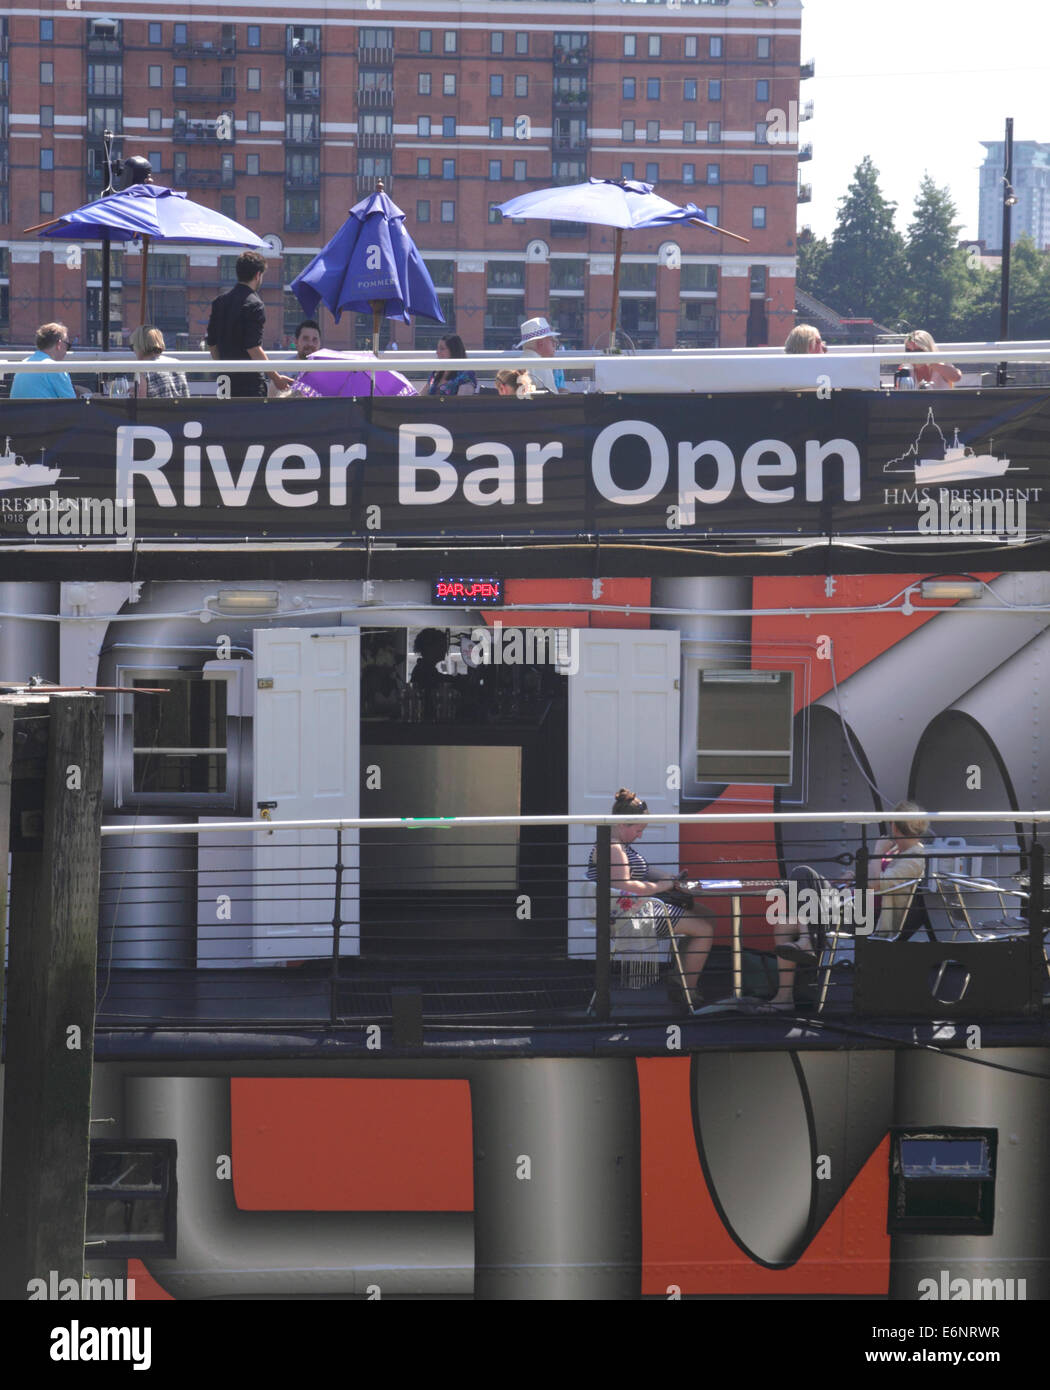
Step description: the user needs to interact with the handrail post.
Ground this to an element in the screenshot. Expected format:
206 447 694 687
595 823 612 1021
1029 839 1044 1010
329 826 343 1025
855 829 869 895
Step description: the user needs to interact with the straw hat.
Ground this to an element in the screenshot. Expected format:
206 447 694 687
516 316 561 349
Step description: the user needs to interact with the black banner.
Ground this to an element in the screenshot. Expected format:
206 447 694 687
0 391 1047 542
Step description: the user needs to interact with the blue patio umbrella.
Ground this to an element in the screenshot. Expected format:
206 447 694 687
31 182 265 339
498 177 748 341
291 184 445 354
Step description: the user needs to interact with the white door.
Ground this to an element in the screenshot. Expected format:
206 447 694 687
567 629 681 958
252 627 360 961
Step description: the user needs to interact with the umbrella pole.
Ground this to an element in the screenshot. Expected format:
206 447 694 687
100 232 111 354
609 226 624 350
370 297 383 398
139 234 150 327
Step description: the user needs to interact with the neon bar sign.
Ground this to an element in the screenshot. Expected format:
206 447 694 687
433 576 504 605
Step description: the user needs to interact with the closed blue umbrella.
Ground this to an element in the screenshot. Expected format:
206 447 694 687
291 184 444 354
498 177 748 342
32 182 265 333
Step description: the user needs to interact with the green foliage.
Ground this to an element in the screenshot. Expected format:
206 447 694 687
795 227 829 296
902 176 968 337
820 157 906 326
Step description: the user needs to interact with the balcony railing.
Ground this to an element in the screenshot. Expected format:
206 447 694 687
284 213 320 232
285 124 321 145
287 38 322 59
357 86 395 108
800 58 815 79
553 136 589 152
173 168 235 188
552 44 590 69
357 45 394 66
550 220 588 236
173 41 236 59
798 183 812 202
0 78 8 99
798 142 813 162
0 162 8 185
86 81 123 98
176 84 236 103
86 34 122 54
553 91 589 109
286 87 322 105
357 132 393 151
356 173 391 194
285 171 320 188
87 811 1048 1030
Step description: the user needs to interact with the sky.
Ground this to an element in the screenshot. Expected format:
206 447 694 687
799 0 1049 243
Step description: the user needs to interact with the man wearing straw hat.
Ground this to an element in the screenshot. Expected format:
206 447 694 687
515 316 565 394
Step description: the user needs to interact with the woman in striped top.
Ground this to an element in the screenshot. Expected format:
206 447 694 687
588 788 714 1006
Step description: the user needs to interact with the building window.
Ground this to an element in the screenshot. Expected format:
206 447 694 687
148 108 162 131
148 151 162 172
490 74 503 98
247 25 261 47
756 79 769 102
705 205 719 225
621 162 635 180
443 31 457 53
41 61 54 84
708 121 721 143
707 164 720 185
647 78 660 101
491 32 504 54
419 73 431 95
513 159 526 181
753 164 768 186
514 75 528 98
684 79 697 101
488 203 502 224
683 121 696 144
419 30 432 53
622 120 635 141
489 118 502 140
709 79 722 101
40 17 54 40
245 196 260 220
40 148 54 171
646 120 659 143
418 116 431 138
750 265 768 294
752 206 766 228
515 32 528 54
443 73 456 96
710 36 723 58
40 191 54 215
624 35 636 57
148 65 161 88
247 154 260 175
417 157 431 177
648 35 661 57
417 200 430 222
681 263 718 291
645 162 658 183
685 666 794 786
442 116 456 138
221 195 236 219
40 105 54 128
173 23 187 45
685 36 698 59
247 111 261 133
440 199 455 221
148 22 161 43
442 158 455 179
489 159 502 180
757 36 771 59
622 78 635 100
173 66 187 87
683 163 695 184
247 68 261 91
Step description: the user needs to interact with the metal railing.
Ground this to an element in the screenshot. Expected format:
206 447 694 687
89 809 1049 1031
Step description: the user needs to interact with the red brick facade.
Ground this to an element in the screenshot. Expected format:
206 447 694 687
0 2 803 350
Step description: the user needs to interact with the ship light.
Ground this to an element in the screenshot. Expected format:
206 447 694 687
206 589 281 616
920 580 984 601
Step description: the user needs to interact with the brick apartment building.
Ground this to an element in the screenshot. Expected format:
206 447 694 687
0 0 808 352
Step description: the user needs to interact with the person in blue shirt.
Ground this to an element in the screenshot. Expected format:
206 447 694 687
9 323 76 399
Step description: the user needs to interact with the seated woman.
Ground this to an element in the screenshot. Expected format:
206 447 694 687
495 367 537 397
770 800 928 1008
426 334 477 396
130 325 189 399
587 788 714 1006
904 331 962 389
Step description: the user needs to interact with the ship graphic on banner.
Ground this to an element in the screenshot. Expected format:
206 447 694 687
0 437 74 490
883 409 1014 484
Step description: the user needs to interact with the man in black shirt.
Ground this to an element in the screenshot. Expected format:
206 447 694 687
206 250 291 398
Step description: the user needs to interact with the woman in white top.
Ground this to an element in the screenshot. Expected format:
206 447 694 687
130 325 190 399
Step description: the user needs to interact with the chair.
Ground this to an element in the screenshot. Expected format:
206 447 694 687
815 875 923 1013
933 872 1029 942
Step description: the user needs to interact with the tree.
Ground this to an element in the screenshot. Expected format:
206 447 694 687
902 175 969 338
795 226 830 297
821 157 906 326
